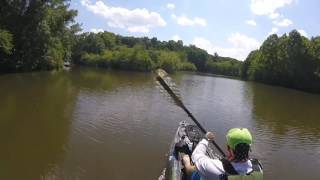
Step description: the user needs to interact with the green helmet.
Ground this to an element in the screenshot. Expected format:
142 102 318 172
226 128 252 150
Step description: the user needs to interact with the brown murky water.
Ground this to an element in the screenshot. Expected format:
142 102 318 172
0 68 320 180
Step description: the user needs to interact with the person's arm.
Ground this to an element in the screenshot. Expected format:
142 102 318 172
191 132 214 173
192 132 214 163
191 132 225 177
191 139 209 163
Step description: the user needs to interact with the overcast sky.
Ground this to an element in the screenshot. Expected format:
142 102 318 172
71 0 319 60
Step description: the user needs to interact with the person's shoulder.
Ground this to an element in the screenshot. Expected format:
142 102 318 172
231 160 253 174
231 159 252 167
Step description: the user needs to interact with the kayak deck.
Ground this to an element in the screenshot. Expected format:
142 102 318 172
159 121 221 180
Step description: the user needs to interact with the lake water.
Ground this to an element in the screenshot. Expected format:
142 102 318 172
0 67 320 180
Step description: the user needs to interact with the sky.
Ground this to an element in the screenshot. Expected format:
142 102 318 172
71 0 320 60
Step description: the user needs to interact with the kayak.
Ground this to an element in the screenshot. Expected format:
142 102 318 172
159 121 221 180
156 70 263 180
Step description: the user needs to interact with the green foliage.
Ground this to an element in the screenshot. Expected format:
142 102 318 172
185 45 209 71
42 37 65 69
206 58 241 77
156 51 181 72
77 45 196 72
0 0 78 72
73 31 240 75
243 30 320 93
179 62 197 71
130 45 153 71
0 29 13 55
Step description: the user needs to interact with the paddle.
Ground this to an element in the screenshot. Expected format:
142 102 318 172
155 69 226 157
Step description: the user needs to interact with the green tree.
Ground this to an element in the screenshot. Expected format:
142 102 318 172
243 30 320 93
131 46 154 71
185 45 209 71
0 0 77 72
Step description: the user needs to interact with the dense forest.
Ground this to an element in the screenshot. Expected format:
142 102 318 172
242 30 320 93
1 1 320 92
72 32 241 75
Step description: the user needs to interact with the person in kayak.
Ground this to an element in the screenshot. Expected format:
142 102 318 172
182 128 263 180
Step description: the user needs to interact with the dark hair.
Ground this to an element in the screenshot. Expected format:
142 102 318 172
233 143 250 161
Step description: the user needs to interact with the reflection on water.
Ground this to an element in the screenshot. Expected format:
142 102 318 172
247 82 320 179
0 68 320 179
0 71 74 180
250 82 320 137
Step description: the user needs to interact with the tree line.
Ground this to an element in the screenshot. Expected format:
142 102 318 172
242 30 320 93
1 1 319 93
0 0 241 75
72 31 241 74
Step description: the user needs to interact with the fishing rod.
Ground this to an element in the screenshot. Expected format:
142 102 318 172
155 69 226 157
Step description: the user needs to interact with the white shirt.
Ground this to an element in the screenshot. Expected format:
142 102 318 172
191 139 253 180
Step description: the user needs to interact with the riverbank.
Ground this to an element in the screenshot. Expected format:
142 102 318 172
68 30 320 94
1 1 319 94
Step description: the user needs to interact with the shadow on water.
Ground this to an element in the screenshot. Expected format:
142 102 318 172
247 82 320 180
249 82 320 139
68 67 154 91
0 71 77 180
0 68 170 180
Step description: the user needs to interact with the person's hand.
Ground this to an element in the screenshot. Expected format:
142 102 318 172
182 154 191 166
205 132 215 141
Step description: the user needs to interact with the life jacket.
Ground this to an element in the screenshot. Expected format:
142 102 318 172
219 158 263 180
